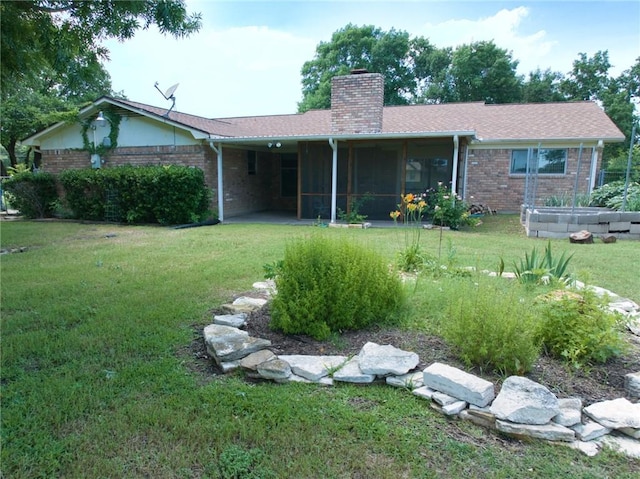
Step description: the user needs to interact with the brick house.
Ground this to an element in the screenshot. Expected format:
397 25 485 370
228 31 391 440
23 71 625 222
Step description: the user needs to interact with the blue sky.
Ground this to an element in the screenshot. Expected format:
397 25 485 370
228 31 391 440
104 1 640 118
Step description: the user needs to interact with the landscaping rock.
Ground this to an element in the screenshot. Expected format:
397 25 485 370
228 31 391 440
619 427 640 439
332 357 376 384
412 386 436 400
460 409 496 429
442 400 468 416
490 376 560 425
423 362 495 407
583 398 640 429
569 230 593 244
257 358 291 382
358 342 419 376
596 433 640 459
496 420 576 442
203 324 271 365
213 313 248 328
240 349 277 371
571 421 612 441
432 391 459 407
553 397 583 427
601 234 617 243
625 372 640 398
279 355 348 382
233 296 267 309
386 371 424 389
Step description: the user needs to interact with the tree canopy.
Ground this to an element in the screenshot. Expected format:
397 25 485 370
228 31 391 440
298 24 639 165
0 0 201 172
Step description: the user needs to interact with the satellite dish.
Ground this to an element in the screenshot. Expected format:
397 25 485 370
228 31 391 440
164 83 179 99
153 82 180 117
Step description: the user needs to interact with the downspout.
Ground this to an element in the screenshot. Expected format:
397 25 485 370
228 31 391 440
462 143 469 201
451 135 460 195
588 140 603 194
208 141 224 222
328 138 338 223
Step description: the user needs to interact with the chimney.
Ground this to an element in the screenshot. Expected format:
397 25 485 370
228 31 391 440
331 70 384 134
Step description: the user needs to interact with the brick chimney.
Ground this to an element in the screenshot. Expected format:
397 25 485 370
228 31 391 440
331 70 384 134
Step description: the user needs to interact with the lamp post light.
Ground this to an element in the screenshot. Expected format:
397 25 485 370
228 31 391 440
90 111 108 169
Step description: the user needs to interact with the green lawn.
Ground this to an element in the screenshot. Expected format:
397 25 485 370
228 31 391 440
1 217 639 478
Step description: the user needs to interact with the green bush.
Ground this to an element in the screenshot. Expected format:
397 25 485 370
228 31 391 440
442 278 541 375
58 165 211 224
536 289 628 369
590 181 640 211
268 235 406 340
424 184 477 229
2 171 58 218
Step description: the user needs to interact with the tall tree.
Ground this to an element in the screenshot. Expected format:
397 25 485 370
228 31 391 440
446 41 523 104
298 24 414 112
0 0 201 172
409 37 452 103
522 69 565 103
560 51 612 101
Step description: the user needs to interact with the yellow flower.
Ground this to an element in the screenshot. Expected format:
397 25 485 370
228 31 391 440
405 193 415 203
418 200 426 209
407 203 417 212
389 210 401 220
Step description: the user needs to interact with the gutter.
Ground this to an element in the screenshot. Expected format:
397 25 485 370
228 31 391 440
207 130 477 144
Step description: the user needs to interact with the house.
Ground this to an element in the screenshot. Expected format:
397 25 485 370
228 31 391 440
22 71 625 222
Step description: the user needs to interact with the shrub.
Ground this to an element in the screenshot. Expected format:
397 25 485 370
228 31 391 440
536 289 628 369
442 278 541 375
590 181 640 211
390 193 428 272
2 171 58 218
424 184 477 229
59 165 211 224
268 234 406 340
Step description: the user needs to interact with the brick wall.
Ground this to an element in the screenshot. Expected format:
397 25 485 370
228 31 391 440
466 147 600 212
331 72 384 134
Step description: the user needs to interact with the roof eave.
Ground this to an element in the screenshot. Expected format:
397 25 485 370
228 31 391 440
207 130 477 144
471 136 625 145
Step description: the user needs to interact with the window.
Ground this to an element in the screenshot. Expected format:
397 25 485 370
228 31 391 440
247 150 257 175
511 149 567 175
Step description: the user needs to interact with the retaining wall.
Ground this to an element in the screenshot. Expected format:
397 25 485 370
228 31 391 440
522 206 640 239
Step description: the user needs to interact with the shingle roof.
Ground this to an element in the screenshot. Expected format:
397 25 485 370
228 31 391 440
24 95 624 145
128 98 622 143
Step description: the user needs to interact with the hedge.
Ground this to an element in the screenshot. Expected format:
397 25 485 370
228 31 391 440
2 171 58 218
58 165 211 224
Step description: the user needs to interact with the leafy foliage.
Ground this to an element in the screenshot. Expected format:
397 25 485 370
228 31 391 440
58 165 210 224
338 193 372 224
513 241 574 286
442 278 541 375
424 184 477 230
536 289 628 369
590 180 640 211
269 235 406 340
2 171 58 218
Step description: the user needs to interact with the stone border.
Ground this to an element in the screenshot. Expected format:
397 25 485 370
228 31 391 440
202 280 640 459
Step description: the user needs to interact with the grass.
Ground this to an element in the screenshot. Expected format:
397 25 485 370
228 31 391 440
1 216 639 478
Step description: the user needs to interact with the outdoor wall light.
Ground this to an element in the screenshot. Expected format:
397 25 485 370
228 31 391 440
267 142 282 148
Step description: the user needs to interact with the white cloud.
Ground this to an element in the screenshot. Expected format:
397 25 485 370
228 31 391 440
422 7 558 75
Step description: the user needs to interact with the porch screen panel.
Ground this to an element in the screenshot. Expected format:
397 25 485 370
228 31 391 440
352 142 402 220
300 143 347 218
406 142 454 192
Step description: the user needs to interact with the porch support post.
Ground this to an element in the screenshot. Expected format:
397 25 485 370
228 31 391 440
209 141 224 222
588 140 603 194
329 138 338 223
451 135 460 195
